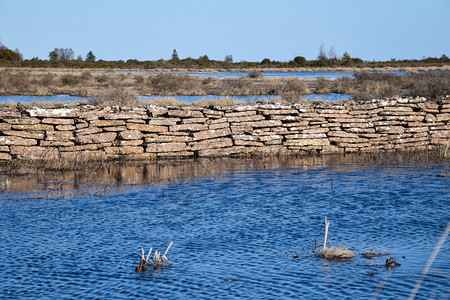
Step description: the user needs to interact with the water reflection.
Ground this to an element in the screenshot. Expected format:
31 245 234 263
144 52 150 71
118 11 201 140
1 153 447 194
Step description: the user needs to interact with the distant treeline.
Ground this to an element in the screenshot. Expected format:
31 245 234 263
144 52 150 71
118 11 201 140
0 44 449 69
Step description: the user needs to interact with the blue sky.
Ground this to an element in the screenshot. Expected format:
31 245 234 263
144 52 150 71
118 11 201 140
1 0 449 62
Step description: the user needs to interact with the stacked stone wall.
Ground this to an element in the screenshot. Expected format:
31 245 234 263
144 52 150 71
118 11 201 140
0 97 449 161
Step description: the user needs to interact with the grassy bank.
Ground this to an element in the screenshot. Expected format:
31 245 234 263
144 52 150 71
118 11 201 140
0 68 448 107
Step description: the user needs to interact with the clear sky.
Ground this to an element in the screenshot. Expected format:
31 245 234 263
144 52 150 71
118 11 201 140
0 0 449 62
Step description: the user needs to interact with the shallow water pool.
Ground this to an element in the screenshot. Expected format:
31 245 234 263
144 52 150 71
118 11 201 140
0 161 449 298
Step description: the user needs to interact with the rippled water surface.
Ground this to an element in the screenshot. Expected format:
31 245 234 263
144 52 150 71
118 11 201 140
0 161 449 299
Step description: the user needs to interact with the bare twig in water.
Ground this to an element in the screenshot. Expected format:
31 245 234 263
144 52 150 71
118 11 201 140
136 242 173 272
315 217 355 261
408 222 450 300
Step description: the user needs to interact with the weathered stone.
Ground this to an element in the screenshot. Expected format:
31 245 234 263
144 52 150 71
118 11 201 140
12 124 54 131
301 127 329 134
317 109 350 114
126 118 146 124
381 115 425 122
234 139 264 147
59 144 100 152
40 140 74 147
27 107 79 118
167 109 204 118
4 118 40 125
375 126 405 134
0 109 21 118
436 113 450 122
198 146 249 157
90 120 126 127
76 132 117 144
3 130 44 140
190 138 233 151
101 126 127 132
0 146 9 151
46 131 73 141
284 139 330 146
258 109 298 115
329 137 369 144
104 146 144 155
156 151 194 158
0 136 37 146
10 146 59 160
241 120 282 128
75 122 88 129
285 133 327 139
327 131 359 138
425 114 436 123
147 106 168 117
224 111 256 118
170 124 208 132
76 127 103 136
56 125 76 131
230 125 253 135
41 118 75 125
322 145 344 154
0 152 12 160
384 106 413 112
209 122 230 130
379 111 425 116
417 102 439 113
227 114 265 123
405 127 429 133
118 130 143 140
182 117 208 124
146 142 188 153
193 128 232 141
145 135 192 143
126 123 168 133
0 123 12 131
112 139 143 146
148 118 180 126
103 113 147 120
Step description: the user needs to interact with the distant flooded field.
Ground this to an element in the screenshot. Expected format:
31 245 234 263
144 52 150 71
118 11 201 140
0 156 448 298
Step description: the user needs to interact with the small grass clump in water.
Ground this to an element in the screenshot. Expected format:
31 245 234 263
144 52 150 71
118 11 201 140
316 246 356 261
315 217 356 261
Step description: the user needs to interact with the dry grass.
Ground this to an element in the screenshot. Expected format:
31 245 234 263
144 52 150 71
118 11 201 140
1 67 448 103
192 97 246 107
91 87 145 107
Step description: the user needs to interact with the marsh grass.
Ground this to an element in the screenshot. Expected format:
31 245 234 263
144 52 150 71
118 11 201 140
92 87 145 107
1 68 448 102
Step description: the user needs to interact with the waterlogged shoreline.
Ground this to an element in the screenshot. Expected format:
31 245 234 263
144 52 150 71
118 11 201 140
1 153 448 194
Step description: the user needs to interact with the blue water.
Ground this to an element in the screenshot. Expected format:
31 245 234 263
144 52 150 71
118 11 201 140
117 70 356 79
0 161 449 299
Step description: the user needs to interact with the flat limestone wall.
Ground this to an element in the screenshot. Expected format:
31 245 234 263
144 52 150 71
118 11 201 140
0 97 449 161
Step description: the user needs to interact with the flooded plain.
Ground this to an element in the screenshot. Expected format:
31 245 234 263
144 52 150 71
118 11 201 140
0 156 449 298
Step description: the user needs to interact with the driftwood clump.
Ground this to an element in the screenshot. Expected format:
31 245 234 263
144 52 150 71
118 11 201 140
315 217 356 261
135 241 173 273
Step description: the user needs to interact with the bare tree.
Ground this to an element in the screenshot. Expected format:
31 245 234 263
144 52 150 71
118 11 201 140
317 44 328 62
224 55 233 63
171 49 179 61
